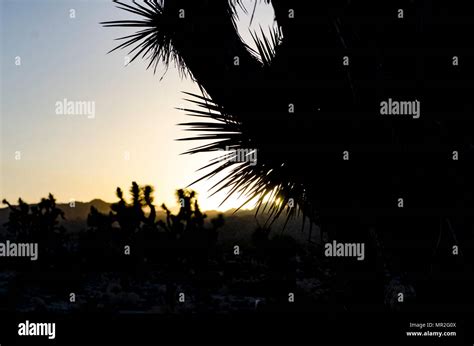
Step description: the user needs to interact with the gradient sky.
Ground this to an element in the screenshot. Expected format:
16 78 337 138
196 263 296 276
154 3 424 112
0 0 275 211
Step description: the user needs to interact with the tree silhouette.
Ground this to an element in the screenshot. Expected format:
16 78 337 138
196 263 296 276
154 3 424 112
84 182 225 268
2 194 65 243
158 188 224 245
101 2 471 232
103 1 474 308
143 185 156 227
2 198 31 241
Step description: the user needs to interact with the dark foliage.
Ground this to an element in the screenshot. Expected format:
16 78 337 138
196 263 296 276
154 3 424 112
103 0 474 311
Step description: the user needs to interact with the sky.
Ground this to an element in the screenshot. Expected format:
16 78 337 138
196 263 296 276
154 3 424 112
0 0 275 211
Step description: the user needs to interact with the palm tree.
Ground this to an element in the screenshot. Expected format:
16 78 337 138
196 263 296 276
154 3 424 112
103 1 474 305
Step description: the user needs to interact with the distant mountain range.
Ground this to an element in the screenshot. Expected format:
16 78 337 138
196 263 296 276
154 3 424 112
0 199 320 244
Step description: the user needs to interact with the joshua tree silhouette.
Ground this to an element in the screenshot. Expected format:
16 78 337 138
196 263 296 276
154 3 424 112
103 1 474 307
2 194 66 243
86 182 224 247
